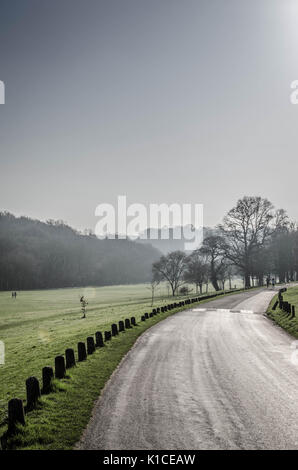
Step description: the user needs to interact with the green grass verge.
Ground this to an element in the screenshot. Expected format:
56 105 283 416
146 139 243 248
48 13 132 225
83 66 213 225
0 286 247 450
1 308 179 450
0 282 245 427
0 283 191 428
267 285 298 338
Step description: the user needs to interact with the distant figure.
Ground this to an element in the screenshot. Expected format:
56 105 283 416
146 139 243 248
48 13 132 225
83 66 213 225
80 296 88 318
266 277 270 288
11 291 17 299
272 278 276 288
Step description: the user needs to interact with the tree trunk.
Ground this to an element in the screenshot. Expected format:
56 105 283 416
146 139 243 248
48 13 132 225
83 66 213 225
210 260 220 291
244 272 251 289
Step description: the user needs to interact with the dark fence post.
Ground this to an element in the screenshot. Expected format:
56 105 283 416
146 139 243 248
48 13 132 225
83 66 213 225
65 348 76 368
95 331 104 347
87 337 95 354
272 301 278 311
104 331 112 341
141 315 146 321
145 312 149 319
55 355 66 379
118 320 125 332
131 316 136 326
292 305 296 318
125 318 131 329
111 323 118 336
8 398 25 431
42 366 54 393
78 342 87 361
283 302 288 313
26 376 41 410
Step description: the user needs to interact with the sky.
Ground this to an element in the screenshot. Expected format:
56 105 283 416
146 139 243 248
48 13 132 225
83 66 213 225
0 0 298 231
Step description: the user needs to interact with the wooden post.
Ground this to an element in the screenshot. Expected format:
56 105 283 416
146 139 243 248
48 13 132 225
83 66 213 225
118 320 125 332
95 331 104 347
272 301 278 311
42 366 54 393
78 342 87 361
8 398 25 431
104 331 112 341
55 355 66 379
125 318 131 329
87 337 95 354
111 323 118 336
65 348 76 368
130 317 136 326
26 376 41 410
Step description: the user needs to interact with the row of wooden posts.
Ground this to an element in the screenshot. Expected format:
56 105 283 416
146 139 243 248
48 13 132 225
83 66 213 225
6 289 239 434
272 287 296 318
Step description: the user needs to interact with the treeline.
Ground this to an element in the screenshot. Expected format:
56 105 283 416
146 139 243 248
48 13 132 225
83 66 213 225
153 196 298 294
0 212 161 290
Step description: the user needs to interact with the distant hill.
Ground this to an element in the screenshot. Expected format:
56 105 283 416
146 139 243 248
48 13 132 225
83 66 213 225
136 226 214 255
0 212 161 290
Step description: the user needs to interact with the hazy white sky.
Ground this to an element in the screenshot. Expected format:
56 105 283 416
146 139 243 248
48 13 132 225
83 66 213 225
0 0 298 230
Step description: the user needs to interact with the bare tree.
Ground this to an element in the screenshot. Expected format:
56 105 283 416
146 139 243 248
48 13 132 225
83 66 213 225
152 251 187 296
147 279 160 307
199 235 226 291
184 250 208 294
220 196 274 288
217 260 231 290
80 295 88 318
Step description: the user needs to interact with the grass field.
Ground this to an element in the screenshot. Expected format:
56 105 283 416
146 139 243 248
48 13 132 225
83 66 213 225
267 285 298 338
0 283 171 421
0 281 243 449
